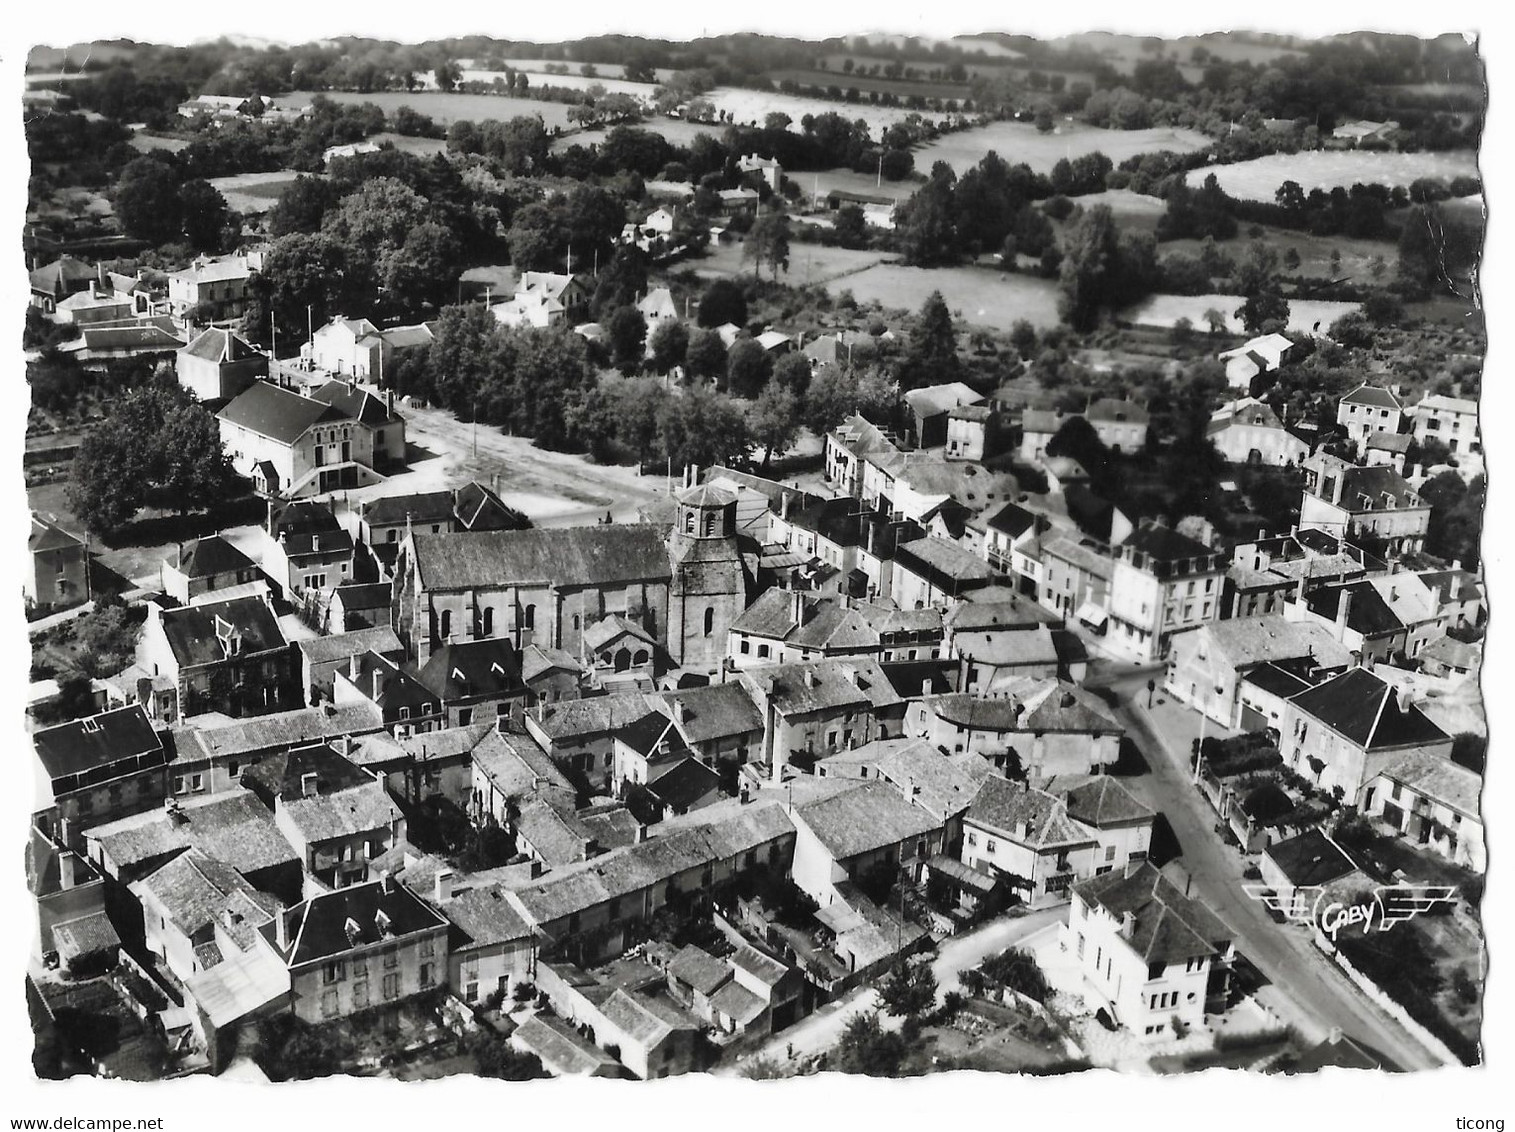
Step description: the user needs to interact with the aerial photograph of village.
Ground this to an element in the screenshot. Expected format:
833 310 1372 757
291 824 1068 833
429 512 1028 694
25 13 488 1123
17 22 1486 1087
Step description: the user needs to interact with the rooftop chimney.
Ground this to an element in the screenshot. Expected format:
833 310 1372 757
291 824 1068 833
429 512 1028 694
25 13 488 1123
274 909 290 950
634 824 649 844
804 669 819 689
791 589 804 625
781 491 794 521
1120 910 1136 939
379 870 392 894
1335 589 1353 631
349 653 362 682
301 772 319 798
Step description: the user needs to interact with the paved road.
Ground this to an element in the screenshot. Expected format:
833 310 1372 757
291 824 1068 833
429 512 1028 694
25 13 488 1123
1109 677 1445 1071
714 906 1065 1075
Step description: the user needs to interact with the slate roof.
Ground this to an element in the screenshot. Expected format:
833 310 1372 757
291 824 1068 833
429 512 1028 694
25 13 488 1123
217 381 344 445
241 742 374 804
1263 829 1359 888
986 502 1038 539
1074 863 1232 964
84 790 299 876
363 490 455 528
412 526 671 590
1304 582 1403 636
453 481 530 532
169 535 257 579
30 514 85 554
1328 465 1422 510
266 880 446 968
965 776 1093 849
1122 524 1215 564
647 757 722 813
333 582 392 613
310 380 396 425
1288 669 1448 750
741 658 901 717
417 638 524 700
33 705 163 781
1341 383 1402 410
793 780 939 860
181 326 261 364
903 382 985 419
169 702 385 763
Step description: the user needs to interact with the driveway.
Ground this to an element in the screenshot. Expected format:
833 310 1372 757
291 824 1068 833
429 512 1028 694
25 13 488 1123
1108 676 1448 1071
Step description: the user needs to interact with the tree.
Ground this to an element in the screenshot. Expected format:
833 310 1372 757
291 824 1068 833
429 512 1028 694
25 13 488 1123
1235 290 1290 335
832 204 869 249
178 179 229 251
1057 204 1123 332
1009 319 1038 359
697 279 748 328
608 306 648 374
1282 247 1302 272
648 318 689 374
685 328 728 381
726 338 773 398
270 174 338 236
591 245 650 319
260 232 350 340
1203 307 1228 336
748 381 801 471
114 157 183 246
878 960 938 1018
469 1033 547 1079
894 161 958 266
433 59 462 92
744 211 792 279
657 388 750 469
772 352 812 401
897 291 959 390
69 385 236 534
835 1011 907 1076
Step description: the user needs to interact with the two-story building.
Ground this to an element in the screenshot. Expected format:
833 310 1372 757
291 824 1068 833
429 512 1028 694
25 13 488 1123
1411 394 1480 457
160 536 262 604
789 781 946 907
1206 399 1311 466
167 255 257 320
32 705 170 851
1336 383 1405 446
27 514 91 614
177 327 267 404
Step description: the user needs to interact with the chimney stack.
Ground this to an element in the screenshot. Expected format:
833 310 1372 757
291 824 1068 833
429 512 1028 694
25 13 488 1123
1120 910 1136 939
791 589 803 625
435 868 455 903
349 653 362 682
781 491 793 521
275 909 290 950
1335 589 1353 632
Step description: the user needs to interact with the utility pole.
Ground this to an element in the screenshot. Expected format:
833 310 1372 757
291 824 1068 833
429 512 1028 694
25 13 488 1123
877 150 883 188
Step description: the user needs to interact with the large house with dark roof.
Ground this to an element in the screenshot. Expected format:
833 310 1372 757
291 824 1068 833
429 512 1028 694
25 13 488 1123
216 379 405 498
177 327 267 403
416 638 528 727
136 591 296 723
27 513 90 614
1068 863 1235 1040
1299 454 1429 556
161 535 261 604
29 255 99 312
1336 383 1404 444
1106 521 1227 662
32 705 170 851
357 484 529 576
261 876 449 1024
1278 667 1453 798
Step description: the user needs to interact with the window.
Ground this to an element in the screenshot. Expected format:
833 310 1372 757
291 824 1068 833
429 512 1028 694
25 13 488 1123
703 608 715 637
440 610 452 638
966 831 978 847
985 839 997 853
1076 934 1085 958
399 706 411 721
382 973 400 1000
482 607 494 635
757 644 770 659
419 963 435 988
353 980 369 1008
227 760 240 779
1105 845 1117 862
321 990 339 1018
383 948 398 970
419 936 435 957
740 638 750 655
524 604 536 630
323 961 345 985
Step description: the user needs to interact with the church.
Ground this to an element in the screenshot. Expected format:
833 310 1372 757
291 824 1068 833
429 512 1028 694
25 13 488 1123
392 484 751 675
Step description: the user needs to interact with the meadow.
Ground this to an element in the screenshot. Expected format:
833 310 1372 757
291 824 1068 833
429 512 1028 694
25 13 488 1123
285 90 576 129
1184 149 1481 201
828 263 1064 330
915 120 1211 176
1119 292 1362 336
207 171 306 214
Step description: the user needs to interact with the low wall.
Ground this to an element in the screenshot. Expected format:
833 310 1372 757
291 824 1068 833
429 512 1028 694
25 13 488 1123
1312 930 1462 1066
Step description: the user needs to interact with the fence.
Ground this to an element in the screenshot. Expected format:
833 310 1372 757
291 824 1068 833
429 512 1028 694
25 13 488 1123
1311 929 1462 1066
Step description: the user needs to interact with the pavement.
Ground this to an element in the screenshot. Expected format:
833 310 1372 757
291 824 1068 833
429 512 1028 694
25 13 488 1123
1106 675 1448 1071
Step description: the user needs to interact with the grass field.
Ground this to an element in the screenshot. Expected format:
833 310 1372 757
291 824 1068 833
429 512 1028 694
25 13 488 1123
1059 189 1168 230
286 90 576 129
465 70 655 98
916 120 1211 177
768 68 972 103
1163 227 1399 280
126 132 189 154
554 118 724 152
368 131 449 156
1119 292 1362 336
802 167 914 206
691 241 887 286
827 263 1064 329
1185 149 1481 201
207 171 307 214
703 87 952 134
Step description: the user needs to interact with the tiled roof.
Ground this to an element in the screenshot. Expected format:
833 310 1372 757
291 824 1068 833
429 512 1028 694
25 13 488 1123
1074 863 1231 964
130 847 274 938
667 944 731 995
793 780 939 860
278 781 402 844
471 727 577 804
333 582 392 612
412 526 670 591
515 799 593 867
895 536 994 583
965 776 1092 849
1203 616 1354 670
310 380 396 426
84 790 299 875
170 702 384 762
1288 668 1448 750
1340 383 1402 410
30 513 85 554
181 326 261 364
169 535 257 578
241 742 374 804
533 693 659 742
903 382 984 419
362 490 455 528
295 626 404 665
819 736 978 820
659 682 764 745
512 1013 619 1075
1058 776 1155 828
741 658 901 717
1374 752 1480 820
1086 398 1149 424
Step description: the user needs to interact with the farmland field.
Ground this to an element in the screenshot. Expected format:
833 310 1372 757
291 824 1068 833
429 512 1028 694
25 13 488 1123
367 131 449 156
1184 149 1481 201
767 68 972 103
916 120 1211 176
464 70 655 98
1056 189 1168 230
126 132 189 154
1161 227 1399 280
207 171 306 214
1119 292 1362 336
827 263 1064 329
702 87 958 134
803 167 914 206
286 90 576 129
